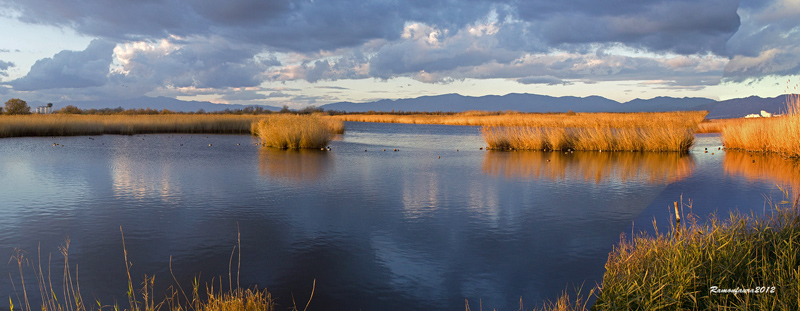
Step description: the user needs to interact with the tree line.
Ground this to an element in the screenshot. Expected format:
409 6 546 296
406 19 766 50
1 98 346 115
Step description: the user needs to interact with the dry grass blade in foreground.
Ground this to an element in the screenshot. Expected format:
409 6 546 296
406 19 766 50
252 114 343 149
6 229 315 311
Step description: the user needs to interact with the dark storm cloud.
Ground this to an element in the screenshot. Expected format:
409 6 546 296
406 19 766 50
4 0 741 56
520 0 741 55
8 39 115 90
6 0 800 103
1 0 504 52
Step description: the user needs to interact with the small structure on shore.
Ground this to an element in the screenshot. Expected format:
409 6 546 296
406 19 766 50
744 110 777 118
35 103 53 114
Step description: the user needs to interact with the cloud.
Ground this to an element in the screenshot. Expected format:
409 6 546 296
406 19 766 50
3 0 800 107
516 0 740 55
724 48 800 81
8 39 116 90
220 89 268 101
722 0 800 81
516 76 570 85
266 91 291 98
2 0 742 56
0 59 14 77
1 0 499 53
0 60 13 70
111 35 279 93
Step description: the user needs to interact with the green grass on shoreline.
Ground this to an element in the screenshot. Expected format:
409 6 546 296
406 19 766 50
552 196 800 311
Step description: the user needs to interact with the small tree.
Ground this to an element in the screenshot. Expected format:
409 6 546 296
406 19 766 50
59 105 83 114
4 98 31 115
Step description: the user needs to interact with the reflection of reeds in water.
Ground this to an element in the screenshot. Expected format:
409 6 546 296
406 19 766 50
258 148 331 181
483 151 695 184
724 151 800 194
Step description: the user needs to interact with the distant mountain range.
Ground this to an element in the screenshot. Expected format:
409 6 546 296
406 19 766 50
320 93 792 119
42 94 792 119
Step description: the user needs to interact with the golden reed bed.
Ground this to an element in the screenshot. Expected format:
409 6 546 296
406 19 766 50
0 114 260 137
479 111 707 152
252 114 343 149
720 94 800 157
333 111 707 152
330 110 706 128
0 114 345 149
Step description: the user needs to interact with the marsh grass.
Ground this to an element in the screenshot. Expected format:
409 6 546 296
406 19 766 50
695 118 755 134
0 115 261 138
477 111 704 152
593 197 800 310
330 111 707 128
482 125 697 152
7 229 315 311
251 114 342 149
722 94 800 157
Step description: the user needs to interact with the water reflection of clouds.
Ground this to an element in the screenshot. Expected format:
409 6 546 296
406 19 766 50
466 181 501 226
724 151 800 195
258 148 331 182
401 171 440 218
483 151 695 185
371 234 445 298
111 153 181 202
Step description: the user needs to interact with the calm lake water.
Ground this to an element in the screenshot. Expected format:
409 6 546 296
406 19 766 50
1 122 797 310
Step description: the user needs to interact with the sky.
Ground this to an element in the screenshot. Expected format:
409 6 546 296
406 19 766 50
0 0 799 108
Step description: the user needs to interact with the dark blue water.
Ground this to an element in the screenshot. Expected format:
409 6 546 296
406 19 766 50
0 124 795 310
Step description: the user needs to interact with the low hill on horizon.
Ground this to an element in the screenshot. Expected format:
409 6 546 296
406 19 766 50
24 93 792 119
320 93 790 119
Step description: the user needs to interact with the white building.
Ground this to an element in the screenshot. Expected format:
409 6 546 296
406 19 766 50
744 110 776 118
35 104 53 114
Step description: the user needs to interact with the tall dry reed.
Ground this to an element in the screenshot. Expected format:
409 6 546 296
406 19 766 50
482 125 696 152
478 111 704 152
0 115 262 138
721 93 800 157
330 111 707 129
252 114 341 149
